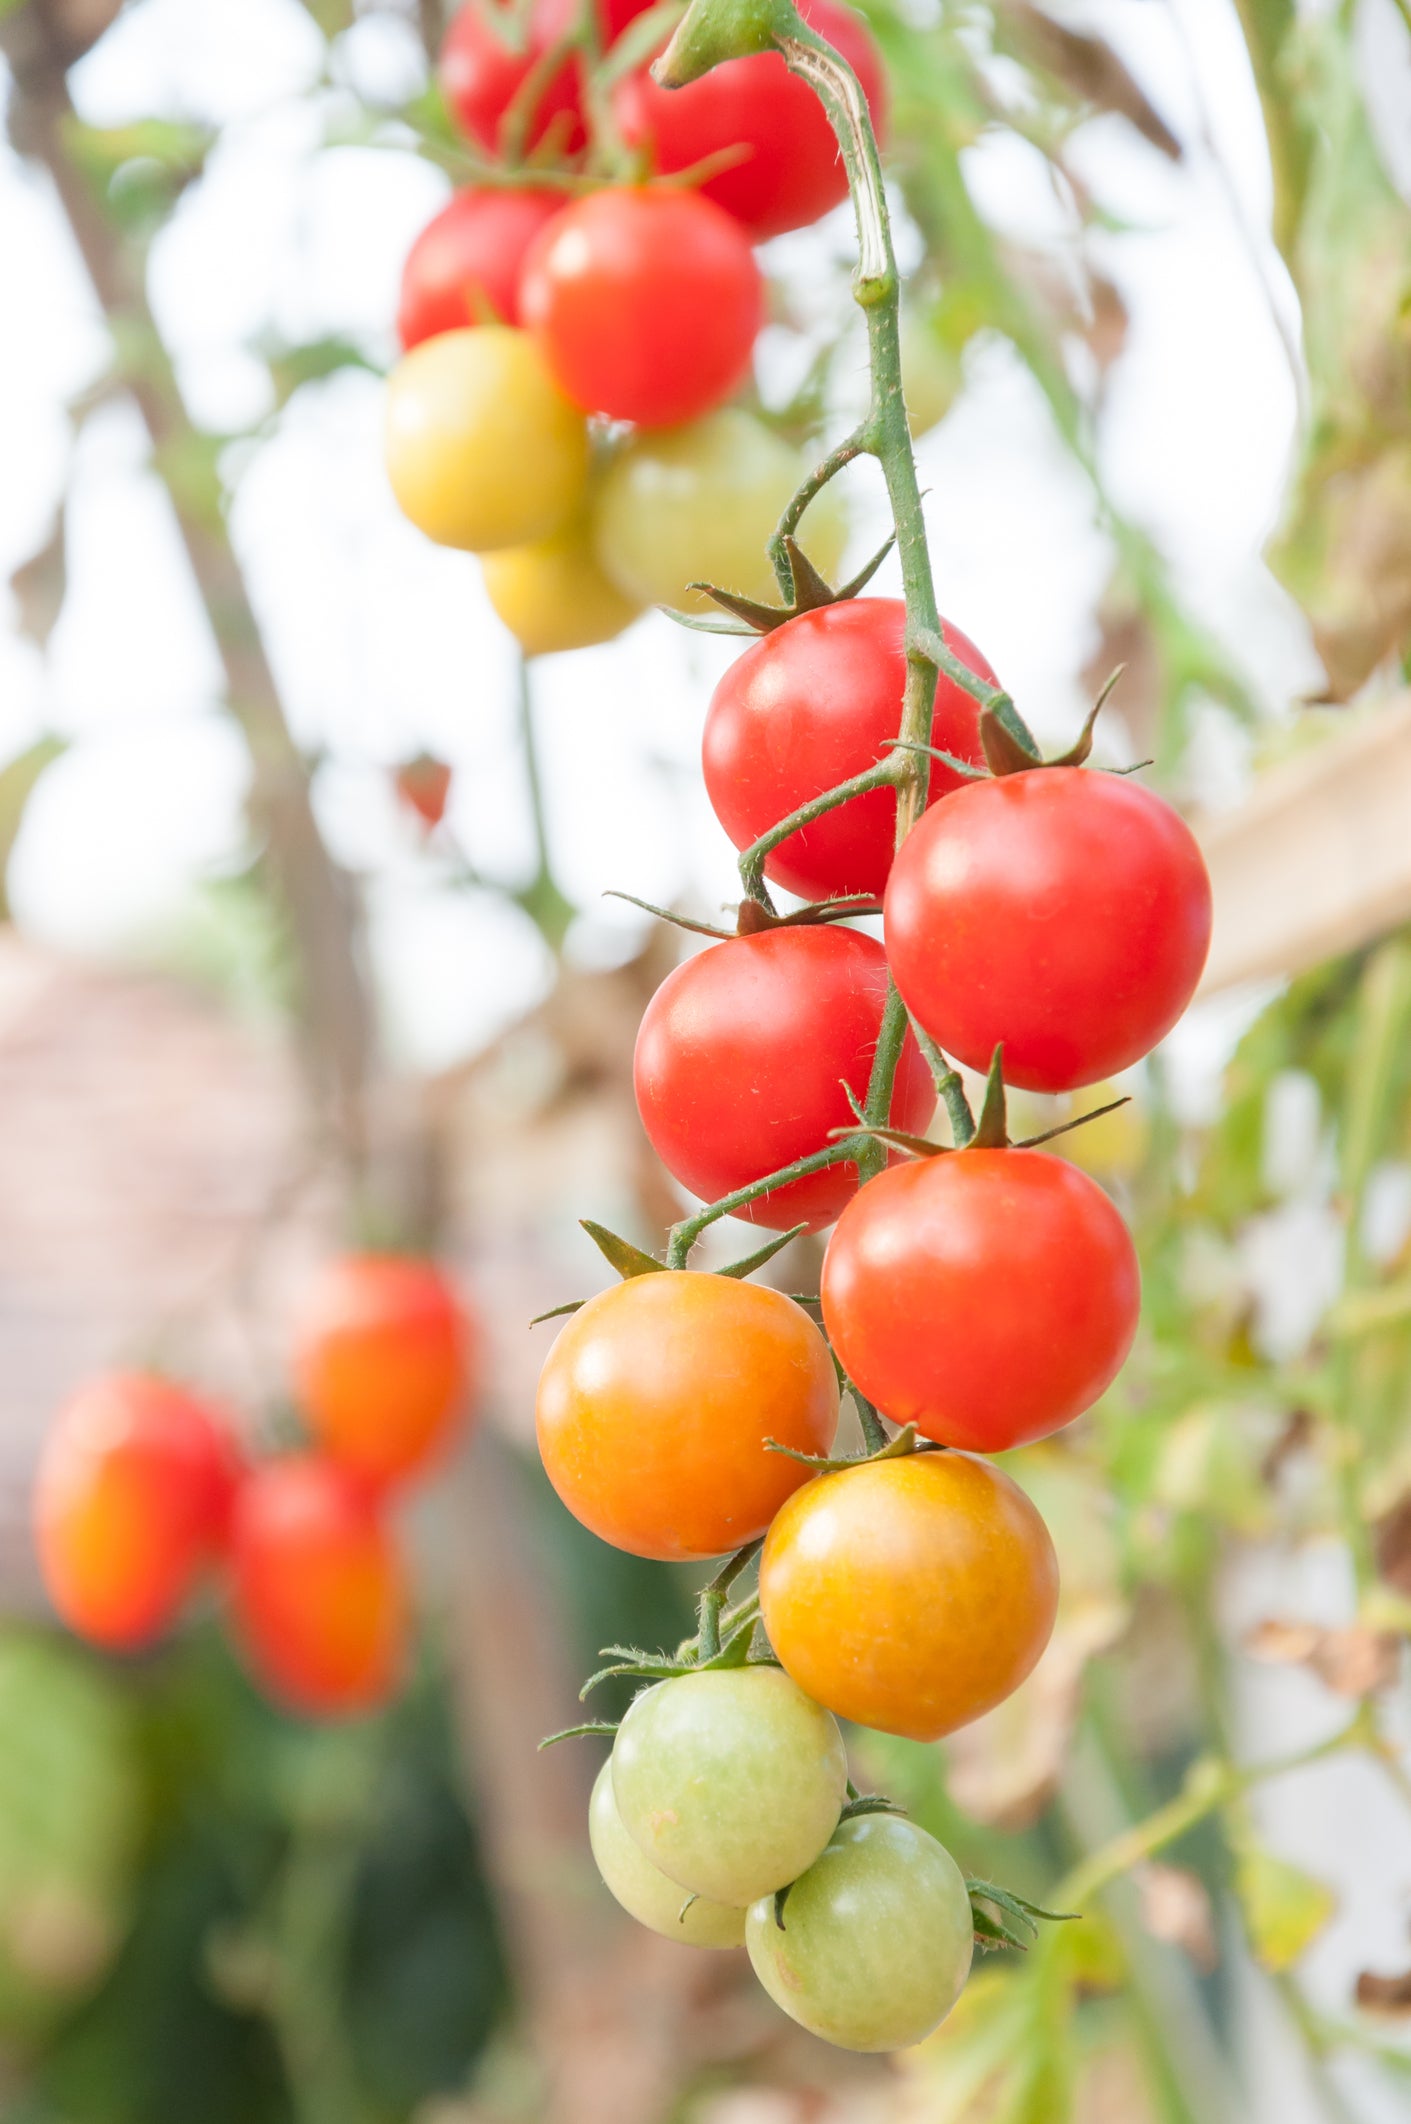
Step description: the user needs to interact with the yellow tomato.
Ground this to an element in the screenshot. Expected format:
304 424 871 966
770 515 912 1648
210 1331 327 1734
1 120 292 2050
384 326 589 552
480 509 644 654
1058 1081 1150 1181
591 408 847 615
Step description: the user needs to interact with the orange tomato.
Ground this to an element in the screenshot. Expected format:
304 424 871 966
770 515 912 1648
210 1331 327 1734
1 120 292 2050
535 1272 838 1560
292 1254 474 1491
759 1451 1059 1741
35 1372 240 1652
229 1456 407 1719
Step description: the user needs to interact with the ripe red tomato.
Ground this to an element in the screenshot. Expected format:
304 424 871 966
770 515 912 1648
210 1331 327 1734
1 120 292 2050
35 1373 240 1652
535 1272 838 1560
229 1457 407 1718
633 924 935 1231
821 1147 1140 1451
292 1255 474 1491
394 753 452 828
883 768 1214 1091
520 188 762 427
398 188 568 347
613 0 887 241
759 1450 1059 1741
440 0 586 157
702 599 996 903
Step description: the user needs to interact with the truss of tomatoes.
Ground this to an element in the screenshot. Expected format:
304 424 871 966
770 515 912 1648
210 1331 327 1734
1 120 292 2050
383 0 888 650
32 1255 477 1720
530 560 1213 2044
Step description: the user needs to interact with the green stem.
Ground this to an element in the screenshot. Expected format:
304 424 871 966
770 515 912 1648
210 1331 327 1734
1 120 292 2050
696 1539 762 1657
767 421 871 595
666 1139 863 1266
737 757 901 900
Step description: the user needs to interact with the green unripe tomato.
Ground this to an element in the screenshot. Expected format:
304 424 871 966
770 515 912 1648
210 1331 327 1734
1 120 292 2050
592 409 847 615
745 1813 974 2052
611 1666 847 1907
588 1761 745 1949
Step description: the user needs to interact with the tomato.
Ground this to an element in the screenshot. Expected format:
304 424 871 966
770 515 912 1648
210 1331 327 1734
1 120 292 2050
588 1761 745 1947
229 1457 407 1718
394 753 452 829
633 925 935 1231
900 306 963 437
398 187 568 347
612 0 886 242
535 1271 837 1560
883 768 1213 1091
821 1148 1139 1451
611 1667 846 1905
758 1450 1059 1741
35 1373 239 1652
385 327 588 552
481 508 643 654
292 1254 473 1491
520 189 762 427
746 1814 973 2051
440 0 586 158
593 409 846 614
702 599 996 903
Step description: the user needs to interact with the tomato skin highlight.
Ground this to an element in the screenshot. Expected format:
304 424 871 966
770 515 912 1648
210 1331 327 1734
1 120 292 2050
535 1272 838 1561
759 1450 1059 1741
229 1457 408 1719
520 189 762 428
35 1373 240 1652
612 0 887 242
883 767 1213 1092
633 925 935 1231
292 1254 474 1492
745 1814 973 2052
397 187 568 346
385 327 589 553
702 599 996 903
611 1667 846 1905
821 1148 1139 1451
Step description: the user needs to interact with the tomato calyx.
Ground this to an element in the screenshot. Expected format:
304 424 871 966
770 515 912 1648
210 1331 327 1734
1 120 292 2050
835 1044 1131 1162
529 1218 809 1325
605 886 884 941
764 1416 938 1477
667 530 896 638
967 1879 1077 1954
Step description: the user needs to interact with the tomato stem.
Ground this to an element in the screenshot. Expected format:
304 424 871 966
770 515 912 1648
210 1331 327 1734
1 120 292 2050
665 1140 863 1266
735 756 903 903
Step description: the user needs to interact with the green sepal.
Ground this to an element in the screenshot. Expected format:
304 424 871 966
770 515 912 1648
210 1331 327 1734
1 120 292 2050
979 698 1045 776
1049 664 1125 768
764 1420 928 1474
967 1877 1078 1953
772 1883 792 1932
839 1793 905 1822
1014 1096 1132 1152
603 889 733 939
888 736 989 781
720 1225 808 1279
538 1720 620 1749
681 531 897 637
580 1219 666 1279
830 1122 947 1158
970 1047 1010 1149
529 1299 585 1325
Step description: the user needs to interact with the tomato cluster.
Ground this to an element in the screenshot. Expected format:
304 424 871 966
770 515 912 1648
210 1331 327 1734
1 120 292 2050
34 1255 476 1719
534 551 1212 2039
383 0 886 647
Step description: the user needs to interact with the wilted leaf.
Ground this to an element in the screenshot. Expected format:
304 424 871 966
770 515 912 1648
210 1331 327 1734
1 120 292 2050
1134 1861 1218 1972
1001 3 1181 159
1356 1964 1411 2017
1244 1617 1401 1697
1236 1849 1337 1972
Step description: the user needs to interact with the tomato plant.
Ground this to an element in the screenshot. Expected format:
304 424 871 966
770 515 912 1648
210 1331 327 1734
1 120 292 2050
610 1666 847 1904
398 187 569 346
592 408 846 614
745 1814 973 2050
759 1452 1059 1741
884 767 1214 1091
229 1456 407 1718
612 0 886 241
535 1271 838 1559
481 507 643 654
520 189 762 427
702 599 996 901
633 923 936 1230
292 1254 474 1491
385 326 589 551
35 1373 239 1652
820 1147 1141 1450
588 1761 746 1946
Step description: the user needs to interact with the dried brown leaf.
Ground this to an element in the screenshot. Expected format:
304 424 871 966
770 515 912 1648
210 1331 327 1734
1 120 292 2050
1134 1862 1219 1973
1356 1966 1411 2017
1003 2 1181 159
1244 1618 1401 1698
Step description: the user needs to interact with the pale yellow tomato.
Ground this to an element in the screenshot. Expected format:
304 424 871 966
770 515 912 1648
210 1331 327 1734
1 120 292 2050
384 326 589 552
899 307 962 438
480 509 643 654
592 408 847 615
1058 1080 1150 1181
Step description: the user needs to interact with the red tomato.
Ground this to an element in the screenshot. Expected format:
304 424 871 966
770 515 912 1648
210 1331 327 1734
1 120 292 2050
536 1272 838 1560
634 924 935 1231
821 1148 1140 1451
440 0 586 157
229 1457 407 1718
398 188 568 347
519 188 762 427
292 1255 474 1492
613 0 888 241
703 600 996 903
883 768 1213 1091
394 753 453 828
35 1373 240 1652
759 1450 1058 1740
